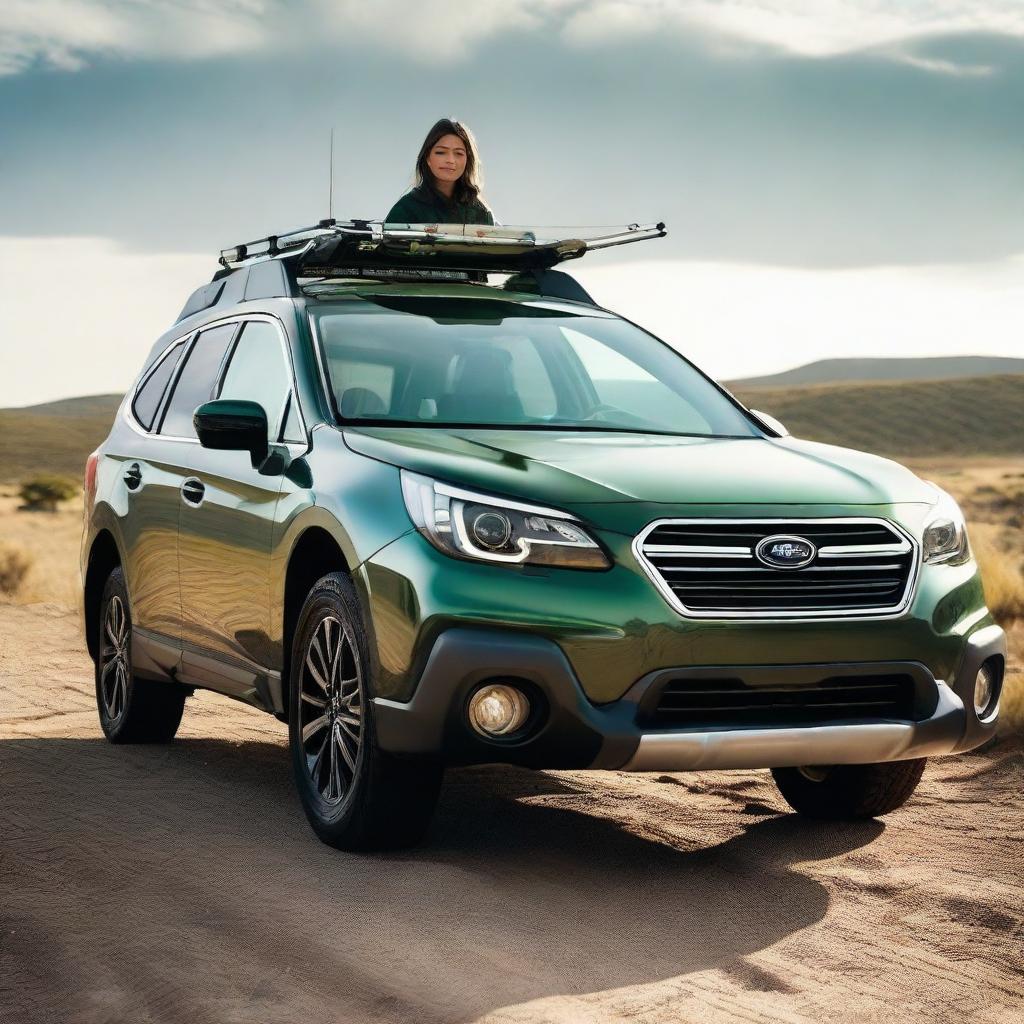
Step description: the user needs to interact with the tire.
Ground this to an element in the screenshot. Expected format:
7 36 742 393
288 572 443 851
771 758 927 819
95 566 187 743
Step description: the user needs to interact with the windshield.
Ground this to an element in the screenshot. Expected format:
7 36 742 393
312 296 760 437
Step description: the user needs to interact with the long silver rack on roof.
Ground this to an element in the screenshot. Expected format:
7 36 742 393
217 219 667 275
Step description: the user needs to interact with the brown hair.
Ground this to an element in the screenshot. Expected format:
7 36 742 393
414 118 485 208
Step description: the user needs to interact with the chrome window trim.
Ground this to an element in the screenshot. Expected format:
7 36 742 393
123 312 308 447
632 516 921 621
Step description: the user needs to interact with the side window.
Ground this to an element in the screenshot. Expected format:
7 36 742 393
280 395 305 443
160 323 237 437
132 341 184 431
217 320 292 440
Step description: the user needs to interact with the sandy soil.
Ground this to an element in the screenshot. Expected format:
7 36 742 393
2 602 1022 1024
0 488 84 608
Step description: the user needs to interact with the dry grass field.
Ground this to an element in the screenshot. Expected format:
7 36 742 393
731 373 1024 459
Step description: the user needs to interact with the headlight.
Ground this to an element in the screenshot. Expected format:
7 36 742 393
922 486 971 565
401 470 610 569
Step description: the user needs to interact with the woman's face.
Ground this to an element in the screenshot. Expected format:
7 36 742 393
426 133 468 188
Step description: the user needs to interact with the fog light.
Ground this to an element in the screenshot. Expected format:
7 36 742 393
468 683 530 737
974 662 999 719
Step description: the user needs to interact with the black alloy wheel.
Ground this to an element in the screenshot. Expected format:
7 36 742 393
298 614 363 805
99 593 130 723
288 572 443 851
95 566 187 743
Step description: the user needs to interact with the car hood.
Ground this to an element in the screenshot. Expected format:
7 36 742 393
342 428 936 512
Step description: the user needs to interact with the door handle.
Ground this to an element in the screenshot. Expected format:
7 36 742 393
123 463 142 490
180 477 205 507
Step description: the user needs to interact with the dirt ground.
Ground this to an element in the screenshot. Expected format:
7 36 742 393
2 602 1022 1024
2 463 1024 1023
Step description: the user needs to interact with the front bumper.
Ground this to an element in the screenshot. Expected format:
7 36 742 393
373 623 1006 772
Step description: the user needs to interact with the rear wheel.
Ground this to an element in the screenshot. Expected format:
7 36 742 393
771 759 927 819
288 572 443 851
96 567 186 743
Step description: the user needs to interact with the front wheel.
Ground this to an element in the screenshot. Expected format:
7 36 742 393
772 759 927 819
95 566 186 743
288 572 443 851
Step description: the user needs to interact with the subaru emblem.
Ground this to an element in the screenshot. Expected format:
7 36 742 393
755 534 816 569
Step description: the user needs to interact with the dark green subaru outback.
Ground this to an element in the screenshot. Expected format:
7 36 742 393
81 221 1006 850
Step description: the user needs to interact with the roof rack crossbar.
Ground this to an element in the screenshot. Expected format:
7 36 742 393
217 219 667 274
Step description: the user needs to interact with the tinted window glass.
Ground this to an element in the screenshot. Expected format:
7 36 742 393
217 320 291 439
313 300 758 436
160 323 236 437
562 328 712 433
280 395 305 443
132 341 184 431
334 360 395 417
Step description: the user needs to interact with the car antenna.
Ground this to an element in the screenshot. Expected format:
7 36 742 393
328 127 335 221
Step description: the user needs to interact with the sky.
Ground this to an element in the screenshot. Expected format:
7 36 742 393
1 0 1023 406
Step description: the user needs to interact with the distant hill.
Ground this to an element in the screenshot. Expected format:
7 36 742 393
1 374 1021 482
730 374 1023 459
0 395 123 481
726 356 1024 389
15 394 123 419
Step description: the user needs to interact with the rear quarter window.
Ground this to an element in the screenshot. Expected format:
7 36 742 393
132 342 184 431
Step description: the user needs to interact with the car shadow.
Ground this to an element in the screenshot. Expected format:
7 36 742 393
1 735 883 1024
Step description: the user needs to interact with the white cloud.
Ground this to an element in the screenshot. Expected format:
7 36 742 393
563 1 1024 60
3 1 1024 77
3 236 1024 407
572 255 1024 383
0 0 269 76
0 237 208 406
308 0 547 61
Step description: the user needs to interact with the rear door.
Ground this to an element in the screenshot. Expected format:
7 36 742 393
116 337 189 652
140 320 240 641
176 316 294 708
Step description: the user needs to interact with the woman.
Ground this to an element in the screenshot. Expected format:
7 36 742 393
385 118 495 225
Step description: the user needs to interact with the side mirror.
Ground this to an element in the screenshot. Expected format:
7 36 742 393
194 400 269 465
749 408 789 438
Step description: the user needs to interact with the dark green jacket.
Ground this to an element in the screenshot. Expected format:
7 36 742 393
385 184 495 225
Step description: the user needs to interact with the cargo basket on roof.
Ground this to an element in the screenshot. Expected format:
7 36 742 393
218 219 666 276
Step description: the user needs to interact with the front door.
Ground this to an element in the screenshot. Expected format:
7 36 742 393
176 317 294 708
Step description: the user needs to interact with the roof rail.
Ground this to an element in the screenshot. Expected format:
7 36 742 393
217 219 667 276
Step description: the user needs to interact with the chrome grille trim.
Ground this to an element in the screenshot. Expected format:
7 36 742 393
643 544 751 556
633 517 920 620
817 541 911 558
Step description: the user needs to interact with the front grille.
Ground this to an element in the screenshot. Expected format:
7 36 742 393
647 674 918 729
636 518 917 618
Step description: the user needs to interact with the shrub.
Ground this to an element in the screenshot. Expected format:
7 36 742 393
19 474 78 512
0 542 32 596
